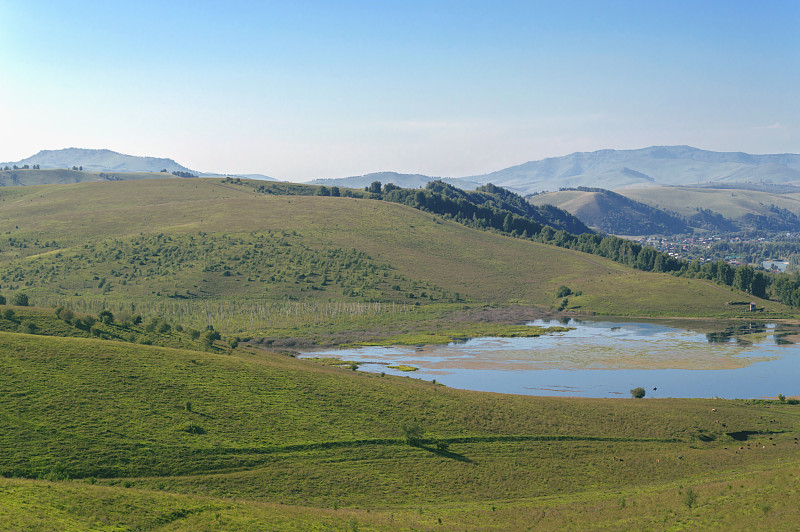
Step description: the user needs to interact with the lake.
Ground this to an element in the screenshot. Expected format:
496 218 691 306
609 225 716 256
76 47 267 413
299 319 800 398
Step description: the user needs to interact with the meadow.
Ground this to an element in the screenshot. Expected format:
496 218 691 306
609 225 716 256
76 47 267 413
3 178 800 529
2 327 800 529
0 179 792 343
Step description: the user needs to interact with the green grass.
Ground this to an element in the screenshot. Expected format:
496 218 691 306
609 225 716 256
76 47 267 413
622 186 800 219
2 331 800 528
4 178 800 528
0 179 793 343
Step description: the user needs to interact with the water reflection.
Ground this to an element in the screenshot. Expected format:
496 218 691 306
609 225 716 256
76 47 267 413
300 319 800 398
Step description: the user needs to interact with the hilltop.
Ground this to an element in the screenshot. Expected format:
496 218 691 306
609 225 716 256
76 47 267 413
0 178 791 344
308 171 482 190
2 148 196 174
306 146 800 194
465 146 800 194
7 146 800 193
529 187 692 235
0 148 277 185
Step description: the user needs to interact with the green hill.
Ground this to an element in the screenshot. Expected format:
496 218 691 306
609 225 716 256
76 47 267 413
528 187 691 235
3 178 800 529
2 329 800 529
623 186 800 232
0 168 183 187
0 179 790 342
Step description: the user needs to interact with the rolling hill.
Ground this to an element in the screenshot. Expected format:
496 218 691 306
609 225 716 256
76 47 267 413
466 146 800 194
622 186 800 233
528 188 692 235
2 313 800 529
3 148 197 174
0 148 277 184
0 178 790 342
3 178 800 529
307 171 482 190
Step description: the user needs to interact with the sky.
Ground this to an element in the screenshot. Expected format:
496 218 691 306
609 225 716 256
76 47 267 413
1 0 798 181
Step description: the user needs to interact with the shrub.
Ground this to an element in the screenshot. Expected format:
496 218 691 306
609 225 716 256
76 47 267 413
556 285 572 298
401 421 425 446
2 309 15 321
630 387 646 399
56 307 74 323
778 393 786 402
11 293 28 306
180 422 205 434
0 294 5 305
98 310 114 324
683 487 698 508
21 321 38 334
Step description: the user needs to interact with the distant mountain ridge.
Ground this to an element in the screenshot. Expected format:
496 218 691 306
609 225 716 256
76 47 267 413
3 148 196 174
1 148 278 183
464 146 800 194
307 171 482 190
305 146 800 194
529 187 691 235
5 145 800 192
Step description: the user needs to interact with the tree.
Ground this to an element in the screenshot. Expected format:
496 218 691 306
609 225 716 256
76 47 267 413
98 310 114 324
401 421 425 446
11 293 28 306
630 387 646 399
366 181 382 194
0 295 5 305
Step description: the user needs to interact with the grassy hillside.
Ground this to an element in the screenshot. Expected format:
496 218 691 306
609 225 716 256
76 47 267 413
0 179 792 341
0 168 178 187
528 188 691 235
2 331 800 529
623 186 800 222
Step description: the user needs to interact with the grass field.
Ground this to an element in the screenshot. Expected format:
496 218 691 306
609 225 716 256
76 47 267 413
4 178 800 529
0 179 793 342
2 330 800 529
622 186 800 219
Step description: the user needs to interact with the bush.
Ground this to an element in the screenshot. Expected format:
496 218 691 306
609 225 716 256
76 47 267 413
630 387 646 399
98 310 114 324
683 487 698 508
556 285 572 298
401 421 425 446
0 294 5 305
2 309 15 321
180 422 205 434
56 307 74 323
11 293 28 306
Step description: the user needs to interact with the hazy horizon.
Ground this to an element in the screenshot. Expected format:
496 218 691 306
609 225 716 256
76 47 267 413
1 1 797 181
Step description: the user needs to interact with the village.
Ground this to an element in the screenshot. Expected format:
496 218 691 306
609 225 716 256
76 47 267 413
634 233 797 272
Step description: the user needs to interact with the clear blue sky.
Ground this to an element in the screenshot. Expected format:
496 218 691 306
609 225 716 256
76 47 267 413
1 0 797 180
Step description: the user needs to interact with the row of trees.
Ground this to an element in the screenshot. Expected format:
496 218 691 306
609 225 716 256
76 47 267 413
370 181 776 302
233 177 800 307
2 164 40 170
0 293 29 306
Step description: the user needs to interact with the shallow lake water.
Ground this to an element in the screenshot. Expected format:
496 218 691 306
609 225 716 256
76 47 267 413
300 319 800 398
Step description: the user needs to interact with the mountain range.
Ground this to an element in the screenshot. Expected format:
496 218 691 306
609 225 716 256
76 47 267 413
4 146 800 193
0 148 275 181
312 146 800 194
